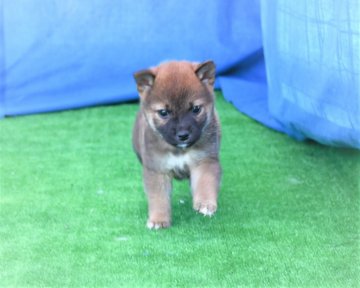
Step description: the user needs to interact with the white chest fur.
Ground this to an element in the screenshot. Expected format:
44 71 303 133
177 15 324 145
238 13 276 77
162 149 204 171
164 152 193 171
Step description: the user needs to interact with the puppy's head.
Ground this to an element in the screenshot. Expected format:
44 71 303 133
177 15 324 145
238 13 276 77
134 60 216 149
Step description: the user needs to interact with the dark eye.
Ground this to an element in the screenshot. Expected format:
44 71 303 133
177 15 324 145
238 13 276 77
158 109 170 118
192 105 201 115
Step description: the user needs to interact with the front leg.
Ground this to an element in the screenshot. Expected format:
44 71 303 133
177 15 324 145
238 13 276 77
143 167 172 229
190 160 221 216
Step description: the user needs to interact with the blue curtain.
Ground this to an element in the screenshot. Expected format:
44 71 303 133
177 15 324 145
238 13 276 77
261 0 359 148
0 0 359 149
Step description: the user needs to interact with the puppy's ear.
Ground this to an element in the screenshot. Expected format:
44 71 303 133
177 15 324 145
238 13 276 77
195 60 216 86
134 69 156 95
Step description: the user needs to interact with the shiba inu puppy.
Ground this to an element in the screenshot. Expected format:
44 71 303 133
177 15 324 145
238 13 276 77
133 60 221 229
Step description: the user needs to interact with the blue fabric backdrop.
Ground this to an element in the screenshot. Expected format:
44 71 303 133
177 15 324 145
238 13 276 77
261 1 360 148
0 0 359 149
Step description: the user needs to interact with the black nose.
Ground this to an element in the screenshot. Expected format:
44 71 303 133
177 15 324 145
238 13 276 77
177 130 190 142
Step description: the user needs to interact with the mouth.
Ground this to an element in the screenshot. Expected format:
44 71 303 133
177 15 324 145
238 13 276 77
176 143 189 149
175 140 196 149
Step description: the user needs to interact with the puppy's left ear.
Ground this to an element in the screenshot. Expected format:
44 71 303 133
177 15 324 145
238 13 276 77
195 60 216 86
134 69 156 95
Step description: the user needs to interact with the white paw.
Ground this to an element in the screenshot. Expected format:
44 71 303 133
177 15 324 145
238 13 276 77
199 206 215 216
146 220 171 230
194 202 217 217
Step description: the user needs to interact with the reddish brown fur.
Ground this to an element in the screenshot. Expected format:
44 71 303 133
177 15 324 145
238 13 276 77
133 60 221 229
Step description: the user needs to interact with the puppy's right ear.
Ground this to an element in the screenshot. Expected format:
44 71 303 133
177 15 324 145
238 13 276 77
134 69 156 95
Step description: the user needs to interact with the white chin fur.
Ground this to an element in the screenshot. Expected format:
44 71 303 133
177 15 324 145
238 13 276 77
177 144 188 149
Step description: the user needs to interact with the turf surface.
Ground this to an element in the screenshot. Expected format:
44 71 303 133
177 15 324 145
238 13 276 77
0 92 359 287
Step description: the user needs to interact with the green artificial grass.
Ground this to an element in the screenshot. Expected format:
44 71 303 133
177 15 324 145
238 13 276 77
0 92 359 287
